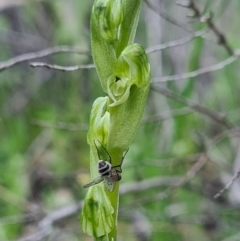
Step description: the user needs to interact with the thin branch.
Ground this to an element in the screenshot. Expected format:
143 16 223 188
30 119 89 131
206 15 234 55
151 85 236 129
204 129 240 197
175 154 208 185
17 202 83 241
123 154 208 207
176 0 201 17
204 128 240 170
214 168 240 199
144 0 191 32
208 129 240 153
31 108 192 131
31 108 192 132
0 46 91 73
141 108 193 124
140 153 202 168
32 83 236 132
119 176 182 195
146 28 208 54
30 62 95 71
152 50 240 82
177 0 234 55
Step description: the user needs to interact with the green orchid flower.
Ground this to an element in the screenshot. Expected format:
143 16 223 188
107 44 150 107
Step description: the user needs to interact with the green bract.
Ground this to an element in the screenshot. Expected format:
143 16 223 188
87 97 110 148
107 44 150 107
81 186 114 238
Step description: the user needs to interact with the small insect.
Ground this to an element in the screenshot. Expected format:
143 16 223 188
83 140 128 192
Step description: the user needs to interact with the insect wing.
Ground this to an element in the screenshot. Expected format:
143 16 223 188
83 176 104 188
103 176 115 192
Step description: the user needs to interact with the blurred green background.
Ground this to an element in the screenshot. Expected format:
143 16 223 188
1 0 240 240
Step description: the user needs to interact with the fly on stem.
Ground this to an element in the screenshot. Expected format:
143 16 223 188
83 139 128 192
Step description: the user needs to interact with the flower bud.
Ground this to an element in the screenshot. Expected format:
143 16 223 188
87 97 110 147
93 0 123 42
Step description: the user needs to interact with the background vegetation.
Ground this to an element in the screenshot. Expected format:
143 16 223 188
1 0 240 240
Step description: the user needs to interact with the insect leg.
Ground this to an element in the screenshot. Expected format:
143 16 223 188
112 148 129 173
93 139 102 160
95 139 112 164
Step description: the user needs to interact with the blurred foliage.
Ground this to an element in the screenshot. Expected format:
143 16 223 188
1 0 240 241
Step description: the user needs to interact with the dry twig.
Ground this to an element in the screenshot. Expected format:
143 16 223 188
208 129 240 153
31 108 192 131
152 50 240 82
141 108 193 124
177 0 234 55
146 28 208 54
202 129 240 199
30 119 89 131
123 154 208 207
0 46 91 73
32 84 236 131
144 0 191 32
151 85 236 129
17 202 83 241
214 168 240 199
119 176 182 195
30 62 95 71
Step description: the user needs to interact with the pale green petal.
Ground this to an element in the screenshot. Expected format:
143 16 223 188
109 84 131 107
120 43 150 87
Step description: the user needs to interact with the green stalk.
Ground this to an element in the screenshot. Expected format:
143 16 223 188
81 1 150 240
